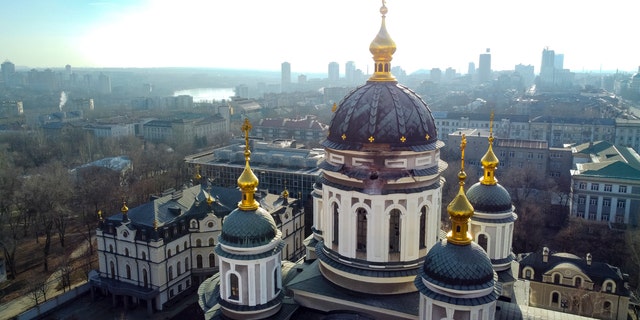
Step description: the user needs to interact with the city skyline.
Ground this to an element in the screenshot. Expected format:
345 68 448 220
2 0 639 75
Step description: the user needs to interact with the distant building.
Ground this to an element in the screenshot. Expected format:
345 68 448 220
281 62 291 92
478 48 491 83
97 73 111 94
434 111 530 142
530 116 615 148
234 84 248 99
91 182 305 315
515 64 535 88
520 247 630 320
1 60 15 86
142 113 227 144
0 100 23 117
328 61 339 82
345 61 356 84
253 115 328 143
570 141 640 226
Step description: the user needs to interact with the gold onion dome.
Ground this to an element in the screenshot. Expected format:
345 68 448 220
369 1 396 82
121 202 129 214
446 135 474 245
480 112 499 185
237 118 259 211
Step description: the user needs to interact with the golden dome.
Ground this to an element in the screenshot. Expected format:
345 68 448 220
237 118 259 211
480 112 499 185
446 135 474 245
121 202 129 214
368 1 396 82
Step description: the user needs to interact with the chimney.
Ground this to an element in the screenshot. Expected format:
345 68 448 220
542 247 549 263
586 253 592 266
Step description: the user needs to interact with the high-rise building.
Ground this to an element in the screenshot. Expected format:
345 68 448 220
478 48 491 83
281 62 291 92
1 60 15 86
328 61 339 82
345 61 355 84
468 62 476 75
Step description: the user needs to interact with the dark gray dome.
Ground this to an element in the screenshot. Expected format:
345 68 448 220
421 241 494 291
323 81 438 152
466 182 512 213
220 207 277 248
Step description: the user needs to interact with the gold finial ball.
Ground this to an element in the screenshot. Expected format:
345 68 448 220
380 6 388 15
458 170 467 181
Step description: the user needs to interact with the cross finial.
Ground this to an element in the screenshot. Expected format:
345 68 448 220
489 110 495 143
241 118 252 152
460 134 467 172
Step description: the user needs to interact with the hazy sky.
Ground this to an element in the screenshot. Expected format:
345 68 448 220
3 0 638 75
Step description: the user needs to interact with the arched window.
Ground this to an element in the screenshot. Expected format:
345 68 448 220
176 245 180 253
356 208 367 252
553 273 561 284
196 255 203 268
208 238 214 246
229 273 239 300
551 292 559 306
126 265 131 279
168 266 174 281
419 206 427 248
273 268 279 295
191 220 197 229
603 301 612 314
109 244 113 253
143 269 148 288
185 257 189 270
389 209 401 253
575 276 582 288
332 203 339 245
168 249 172 257
124 248 129 256
110 261 115 279
209 253 215 267
177 262 182 275
525 269 532 279
478 234 488 252
184 241 188 250
196 239 202 247
141 251 146 260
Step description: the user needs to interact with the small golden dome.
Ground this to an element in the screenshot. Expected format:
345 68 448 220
121 202 129 214
237 118 260 211
446 135 474 245
368 1 396 82
480 112 499 185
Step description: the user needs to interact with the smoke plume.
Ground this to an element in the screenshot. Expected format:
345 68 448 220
59 91 67 111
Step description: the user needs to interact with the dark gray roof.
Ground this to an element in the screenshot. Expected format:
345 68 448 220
421 240 495 291
324 81 438 152
518 249 630 296
466 182 514 214
219 207 278 248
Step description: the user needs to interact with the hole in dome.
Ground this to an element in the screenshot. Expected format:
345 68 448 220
370 171 378 180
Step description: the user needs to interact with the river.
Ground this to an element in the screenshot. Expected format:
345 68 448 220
173 88 235 103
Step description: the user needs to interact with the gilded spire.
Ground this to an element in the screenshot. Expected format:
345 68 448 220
368 0 397 82
237 118 260 211
446 134 475 245
480 111 499 185
121 201 129 222
194 164 202 181
97 209 103 221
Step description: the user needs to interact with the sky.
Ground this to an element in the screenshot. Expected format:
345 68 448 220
2 0 639 75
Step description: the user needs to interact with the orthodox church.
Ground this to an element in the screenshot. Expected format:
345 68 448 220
197 3 597 319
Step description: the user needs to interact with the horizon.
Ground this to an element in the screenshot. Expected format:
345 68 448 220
2 0 639 75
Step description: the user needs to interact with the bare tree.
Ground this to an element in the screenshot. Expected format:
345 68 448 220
27 277 49 306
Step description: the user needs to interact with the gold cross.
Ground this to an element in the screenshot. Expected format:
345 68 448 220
425 133 430 140
241 118 252 150
400 136 406 143
341 133 346 140
368 136 375 143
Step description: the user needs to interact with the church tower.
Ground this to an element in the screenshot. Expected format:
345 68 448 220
312 2 445 294
466 112 518 300
415 135 498 319
215 119 284 319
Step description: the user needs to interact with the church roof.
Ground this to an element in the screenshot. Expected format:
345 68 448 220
467 182 514 213
219 207 279 248
323 81 438 152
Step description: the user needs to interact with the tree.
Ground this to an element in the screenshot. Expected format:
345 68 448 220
0 147 22 278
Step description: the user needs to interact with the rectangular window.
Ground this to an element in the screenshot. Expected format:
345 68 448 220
509 151 515 158
591 183 599 191
617 200 626 208
619 185 627 193
588 212 596 220
577 211 585 218
579 182 587 190
601 214 609 221
604 184 612 192
589 198 597 205
578 197 586 205
527 152 533 159
603 198 611 207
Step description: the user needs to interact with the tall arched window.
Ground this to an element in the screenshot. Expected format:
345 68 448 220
389 209 401 253
126 265 131 279
177 262 182 275
356 208 367 252
185 257 189 270
332 203 339 245
168 249 172 257
575 276 582 288
273 268 279 295
143 269 148 288
196 239 202 247
141 251 146 260
197 255 203 268
209 238 215 246
229 274 239 300
551 292 559 306
478 234 488 252
419 206 427 249
124 248 129 256
209 253 215 267
110 261 115 279
554 274 561 284
168 266 174 281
